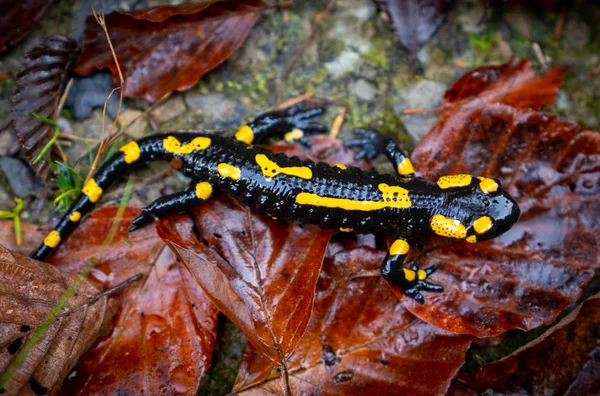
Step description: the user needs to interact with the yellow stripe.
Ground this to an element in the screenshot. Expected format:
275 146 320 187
256 154 312 181
339 227 353 232
473 216 493 234
284 129 303 143
437 174 472 189
403 268 416 282
43 230 61 248
295 183 411 211
217 163 241 180
397 158 415 176
195 182 213 200
389 239 409 256
82 179 103 203
431 214 467 239
119 141 140 164
163 136 210 154
334 163 347 170
478 177 499 194
69 211 81 222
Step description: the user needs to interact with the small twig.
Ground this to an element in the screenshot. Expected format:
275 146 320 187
329 107 346 139
58 133 101 143
274 92 313 111
31 113 61 164
400 107 437 115
279 364 291 396
57 78 73 114
0 73 15 80
532 43 548 71
348 269 380 280
553 5 567 47
277 0 337 101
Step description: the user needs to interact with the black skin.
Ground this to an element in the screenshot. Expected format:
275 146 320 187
32 103 521 303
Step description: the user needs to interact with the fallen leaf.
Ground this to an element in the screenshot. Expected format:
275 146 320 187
0 245 117 395
439 58 569 119
233 236 473 395
407 103 600 336
456 293 600 395
75 0 266 102
0 0 53 54
376 0 454 69
156 136 368 371
4 35 78 183
0 207 219 395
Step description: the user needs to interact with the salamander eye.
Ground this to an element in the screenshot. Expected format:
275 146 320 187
483 198 491 208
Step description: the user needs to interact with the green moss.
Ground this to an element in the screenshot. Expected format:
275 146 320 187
469 31 496 52
363 45 389 70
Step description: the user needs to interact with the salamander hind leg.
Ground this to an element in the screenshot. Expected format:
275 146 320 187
129 181 214 231
380 239 443 304
234 102 327 148
345 128 415 177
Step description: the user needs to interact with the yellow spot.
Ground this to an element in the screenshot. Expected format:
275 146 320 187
403 268 416 282
217 163 241 180
397 158 415 176
69 211 81 222
295 183 411 211
83 179 103 203
334 163 347 170
473 216 493 234
339 227 353 232
256 154 312 181
466 235 477 243
417 270 427 280
119 141 140 164
195 182 213 200
437 174 473 189
284 129 304 143
478 177 499 194
389 239 409 256
163 136 210 154
235 125 254 144
43 230 61 248
431 214 467 239
268 214 278 220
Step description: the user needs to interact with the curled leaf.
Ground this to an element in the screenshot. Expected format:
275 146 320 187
0 245 117 395
6 35 78 183
75 0 266 102
408 104 600 337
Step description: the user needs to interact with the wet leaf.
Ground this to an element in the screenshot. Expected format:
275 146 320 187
74 0 266 102
0 245 117 395
457 293 600 395
376 0 454 68
408 103 600 337
439 58 570 119
156 136 367 369
4 35 78 183
0 0 53 54
233 236 473 395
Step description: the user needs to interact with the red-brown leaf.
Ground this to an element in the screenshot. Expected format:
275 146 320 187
1 207 219 394
0 1 53 54
457 293 600 394
0 245 117 395
74 0 265 102
4 35 78 183
406 103 600 337
439 58 570 119
233 236 473 395
156 136 368 369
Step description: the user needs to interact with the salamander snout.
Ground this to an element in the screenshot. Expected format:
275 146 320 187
472 189 520 241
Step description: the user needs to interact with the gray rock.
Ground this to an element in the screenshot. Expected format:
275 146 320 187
64 72 122 121
393 80 446 141
0 156 43 198
349 79 376 101
453 0 487 33
118 109 148 139
184 93 243 128
401 114 440 142
149 96 187 124
325 50 361 79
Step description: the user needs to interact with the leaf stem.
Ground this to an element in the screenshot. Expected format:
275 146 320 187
31 112 61 165
0 198 24 244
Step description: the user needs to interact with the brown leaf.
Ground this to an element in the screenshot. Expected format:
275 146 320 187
74 0 266 102
41 207 219 395
0 245 117 395
457 293 600 394
0 1 53 54
407 103 600 336
439 58 570 119
5 35 78 183
376 0 453 68
233 236 473 395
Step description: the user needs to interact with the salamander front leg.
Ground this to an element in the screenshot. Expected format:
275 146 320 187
234 102 327 147
380 239 443 304
345 128 415 177
129 181 214 231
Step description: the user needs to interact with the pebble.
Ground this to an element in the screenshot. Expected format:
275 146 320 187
349 79 376 101
149 96 187 124
393 80 447 141
118 109 148 139
326 50 361 79
0 156 43 198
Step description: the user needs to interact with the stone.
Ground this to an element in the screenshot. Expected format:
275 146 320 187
118 109 148 139
453 0 487 33
149 96 187 124
0 156 44 198
325 50 361 79
349 79 376 101
505 6 533 39
563 16 590 49
184 93 243 128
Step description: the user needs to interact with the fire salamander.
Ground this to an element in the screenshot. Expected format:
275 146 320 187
32 103 520 303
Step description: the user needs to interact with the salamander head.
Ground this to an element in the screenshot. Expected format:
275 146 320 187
430 175 520 243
